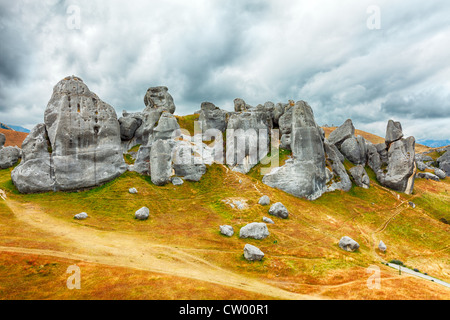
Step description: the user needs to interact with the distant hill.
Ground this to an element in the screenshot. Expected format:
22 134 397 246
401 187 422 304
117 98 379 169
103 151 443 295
7 125 30 133
417 140 450 148
0 128 28 147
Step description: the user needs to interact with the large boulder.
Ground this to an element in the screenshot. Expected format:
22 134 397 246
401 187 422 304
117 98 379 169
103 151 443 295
263 101 327 200
243 244 265 261
226 110 271 174
339 136 367 165
144 86 176 114
324 140 352 192
152 112 181 142
385 120 403 145
0 146 21 169
11 76 126 193
239 222 269 240
268 202 289 219
349 165 370 189
119 116 142 141
198 102 228 133
339 236 360 252
150 139 174 186
378 136 416 193
437 151 450 176
328 119 355 147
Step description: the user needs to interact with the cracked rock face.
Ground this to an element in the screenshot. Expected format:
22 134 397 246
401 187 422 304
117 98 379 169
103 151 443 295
11 76 126 193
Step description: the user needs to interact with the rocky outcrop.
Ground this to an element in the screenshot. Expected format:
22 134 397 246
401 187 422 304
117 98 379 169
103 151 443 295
349 165 370 189
328 119 355 147
144 86 176 114
385 120 403 145
11 76 126 193
0 146 21 169
437 150 450 176
263 101 327 200
198 102 228 133
324 140 352 192
150 139 175 186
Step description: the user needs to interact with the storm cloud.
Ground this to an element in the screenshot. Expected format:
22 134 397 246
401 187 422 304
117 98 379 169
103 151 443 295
0 0 449 141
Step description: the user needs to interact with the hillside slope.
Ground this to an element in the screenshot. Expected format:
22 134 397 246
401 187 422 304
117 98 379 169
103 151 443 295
0 128 28 148
0 116 448 300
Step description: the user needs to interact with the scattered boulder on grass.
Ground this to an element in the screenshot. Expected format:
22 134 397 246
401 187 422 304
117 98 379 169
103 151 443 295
263 217 274 224
243 244 265 261
434 168 446 180
171 177 184 186
378 240 387 252
74 212 88 220
417 172 440 182
220 225 234 237
258 195 270 206
135 207 150 220
268 202 289 219
239 222 269 240
408 201 416 209
0 146 22 169
129 187 138 194
339 236 360 252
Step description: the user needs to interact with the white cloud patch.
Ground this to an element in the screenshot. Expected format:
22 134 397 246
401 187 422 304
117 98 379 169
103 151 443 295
0 0 449 140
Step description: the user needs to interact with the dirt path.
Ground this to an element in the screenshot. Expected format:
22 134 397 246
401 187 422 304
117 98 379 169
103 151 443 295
2 199 319 300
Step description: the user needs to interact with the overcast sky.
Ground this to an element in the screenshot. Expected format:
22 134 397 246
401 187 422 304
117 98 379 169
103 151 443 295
1 0 449 140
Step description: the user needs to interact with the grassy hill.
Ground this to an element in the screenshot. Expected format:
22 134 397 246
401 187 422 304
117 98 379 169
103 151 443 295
0 115 448 300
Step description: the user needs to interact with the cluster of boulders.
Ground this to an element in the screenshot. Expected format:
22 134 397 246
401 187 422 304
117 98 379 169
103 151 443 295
414 146 449 182
219 195 289 261
0 133 21 169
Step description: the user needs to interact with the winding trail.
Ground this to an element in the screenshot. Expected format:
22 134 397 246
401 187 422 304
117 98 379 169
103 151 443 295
2 198 319 300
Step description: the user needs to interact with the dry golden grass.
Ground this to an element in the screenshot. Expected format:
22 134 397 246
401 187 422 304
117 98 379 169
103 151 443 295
0 128 28 148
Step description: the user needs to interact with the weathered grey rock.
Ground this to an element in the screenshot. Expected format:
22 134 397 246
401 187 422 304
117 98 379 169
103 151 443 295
129 187 138 194
408 201 416 208
378 240 387 252
278 106 293 135
377 136 416 194
385 120 403 145
416 160 428 171
437 151 450 176
263 217 274 224
340 136 367 165
226 110 271 174
0 146 21 169
325 140 352 193
434 168 446 179
220 225 234 237
144 86 176 114
263 101 327 200
152 112 181 142
150 139 174 186
375 143 389 164
415 153 433 162
171 177 184 186
417 172 440 181
272 103 286 126
339 236 360 252
11 76 126 193
280 133 291 150
258 195 270 206
172 139 207 181
349 165 370 189
198 102 228 132
74 212 88 220
132 109 162 146
135 207 150 220
366 141 381 174
239 222 269 240
328 119 355 147
243 244 264 261
0 133 5 147
131 145 152 175
234 98 247 112
268 202 289 219
119 116 142 141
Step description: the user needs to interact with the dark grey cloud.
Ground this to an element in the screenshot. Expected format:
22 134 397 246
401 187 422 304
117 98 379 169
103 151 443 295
0 0 449 140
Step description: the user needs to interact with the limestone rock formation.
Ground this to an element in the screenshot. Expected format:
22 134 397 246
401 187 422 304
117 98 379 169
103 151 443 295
437 150 450 176
144 86 176 114
385 120 403 145
258 195 270 206
324 140 352 192
11 76 126 193
328 119 355 147
263 101 327 200
150 139 175 186
349 165 370 189
198 102 228 133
